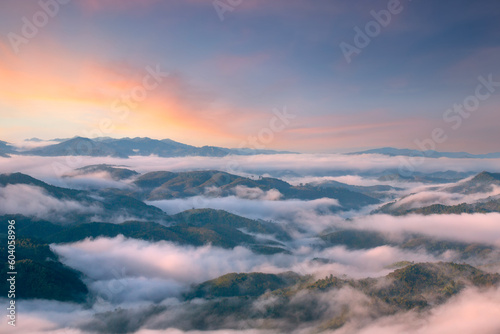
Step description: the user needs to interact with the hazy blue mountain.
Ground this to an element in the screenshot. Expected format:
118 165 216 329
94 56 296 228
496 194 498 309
377 171 474 184
350 147 500 159
444 171 500 194
0 140 15 157
23 137 127 158
98 137 200 157
16 136 291 158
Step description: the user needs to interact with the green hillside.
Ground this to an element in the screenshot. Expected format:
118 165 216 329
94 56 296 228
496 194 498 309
0 238 88 302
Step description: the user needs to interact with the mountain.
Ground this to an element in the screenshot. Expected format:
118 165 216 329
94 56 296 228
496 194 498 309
17 137 292 158
173 209 290 241
379 198 500 216
0 210 290 255
0 140 15 157
377 170 475 184
311 179 401 199
444 171 500 194
320 229 493 258
371 262 500 309
0 173 168 223
0 172 86 200
88 262 499 332
320 229 390 250
350 147 500 159
23 137 127 158
0 205 290 254
0 238 88 302
97 137 201 157
185 272 302 300
374 171 500 214
128 170 380 210
64 164 139 180
0 173 291 251
198 262 500 312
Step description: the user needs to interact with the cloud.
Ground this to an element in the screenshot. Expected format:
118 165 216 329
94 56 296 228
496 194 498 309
88 277 184 304
333 286 500 334
147 196 340 235
0 184 102 222
3 154 500 184
385 176 500 210
11 139 62 151
51 235 445 306
0 36 273 149
233 186 283 201
349 213 500 247
0 298 93 334
52 236 272 302
2 154 500 333
59 172 133 190
390 186 500 210
283 175 390 187
7 286 500 333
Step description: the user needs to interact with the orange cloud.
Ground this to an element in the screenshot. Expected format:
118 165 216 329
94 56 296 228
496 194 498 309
0 37 276 147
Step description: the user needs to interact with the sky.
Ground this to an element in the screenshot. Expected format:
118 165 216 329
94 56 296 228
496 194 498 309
0 0 499 153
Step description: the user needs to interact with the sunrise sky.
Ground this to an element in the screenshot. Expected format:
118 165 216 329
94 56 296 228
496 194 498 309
0 0 499 153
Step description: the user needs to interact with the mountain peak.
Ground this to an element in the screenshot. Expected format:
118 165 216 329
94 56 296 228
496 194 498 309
0 172 46 187
472 171 500 182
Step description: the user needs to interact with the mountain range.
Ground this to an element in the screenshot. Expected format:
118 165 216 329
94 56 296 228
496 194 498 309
2 138 500 160
0 172 169 223
85 262 500 332
376 171 500 215
350 147 500 159
2 166 500 333
0 140 15 157
66 165 381 209
2 137 292 158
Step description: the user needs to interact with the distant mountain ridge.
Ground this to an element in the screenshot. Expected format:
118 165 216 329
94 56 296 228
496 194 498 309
350 147 500 159
374 171 500 215
0 140 15 157
443 171 500 194
0 137 293 158
114 169 381 209
3 139 499 159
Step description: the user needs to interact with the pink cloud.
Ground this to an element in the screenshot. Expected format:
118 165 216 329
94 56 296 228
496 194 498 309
77 0 162 13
